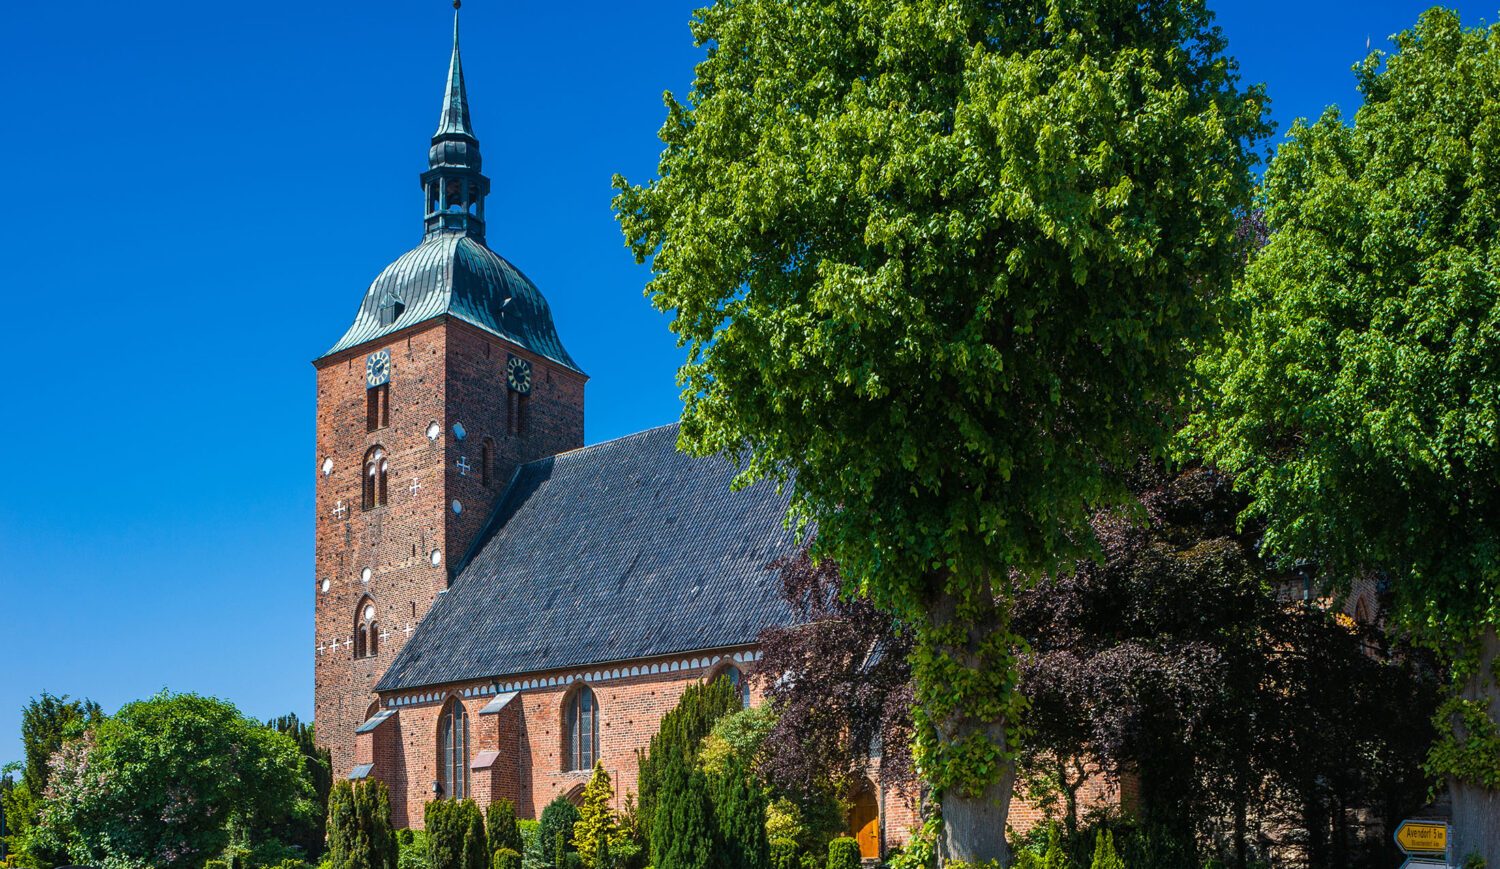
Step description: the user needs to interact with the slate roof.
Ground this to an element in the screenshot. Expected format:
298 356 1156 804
319 232 580 372
376 424 802 692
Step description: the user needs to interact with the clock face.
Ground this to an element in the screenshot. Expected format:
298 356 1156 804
365 349 392 388
506 355 533 394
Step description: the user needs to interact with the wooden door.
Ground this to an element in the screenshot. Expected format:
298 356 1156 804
849 785 879 860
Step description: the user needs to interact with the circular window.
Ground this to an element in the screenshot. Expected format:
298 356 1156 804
361 568 372 584
321 457 334 476
427 421 441 442
430 549 442 567
452 422 467 441
320 578 330 593
364 605 376 622
451 500 463 515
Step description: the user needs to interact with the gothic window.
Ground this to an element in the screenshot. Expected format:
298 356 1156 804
367 384 390 431
354 598 378 659
481 438 494 487
438 699 470 799
363 447 389 510
563 685 599 772
713 664 752 709
510 393 528 435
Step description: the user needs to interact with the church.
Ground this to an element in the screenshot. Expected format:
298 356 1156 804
311 8 1114 857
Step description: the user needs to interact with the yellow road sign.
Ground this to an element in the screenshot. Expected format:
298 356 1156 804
1395 820 1448 854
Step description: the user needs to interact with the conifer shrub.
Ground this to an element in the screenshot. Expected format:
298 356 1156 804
825 838 859 869
398 831 432 869
327 781 398 869
492 848 521 869
708 756 770 869
524 798 580 869
488 800 522 857
770 838 800 869
648 750 715 869
572 763 626 868
1090 830 1124 869
637 677 738 834
425 800 487 869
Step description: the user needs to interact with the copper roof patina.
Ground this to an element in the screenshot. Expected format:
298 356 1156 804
319 6 579 373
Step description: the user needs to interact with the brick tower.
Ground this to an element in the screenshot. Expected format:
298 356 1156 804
312 6 585 777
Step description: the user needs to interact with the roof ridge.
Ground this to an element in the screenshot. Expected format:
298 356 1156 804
540 422 682 465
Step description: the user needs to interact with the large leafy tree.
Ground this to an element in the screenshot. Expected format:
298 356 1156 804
1190 8 1500 861
615 0 1267 861
32 692 314 869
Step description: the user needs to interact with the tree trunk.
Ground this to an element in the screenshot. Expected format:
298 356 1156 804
926 583 1016 867
1448 629 1500 867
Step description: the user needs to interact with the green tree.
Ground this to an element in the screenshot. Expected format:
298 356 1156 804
1089 831 1123 869
426 800 487 869
571 763 624 868
487 799 523 857
636 677 737 840
5 693 103 866
615 1 1268 861
1189 8 1500 862
525 797 580 869
708 753 771 869
269 713 333 860
328 780 398 869
32 691 313 869
649 750 715 869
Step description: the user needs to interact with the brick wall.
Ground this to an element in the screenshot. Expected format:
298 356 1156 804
314 317 585 776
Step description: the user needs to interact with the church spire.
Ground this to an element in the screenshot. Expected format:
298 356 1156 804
422 0 490 243
435 3 474 140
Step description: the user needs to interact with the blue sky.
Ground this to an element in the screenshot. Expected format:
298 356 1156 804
0 0 1492 770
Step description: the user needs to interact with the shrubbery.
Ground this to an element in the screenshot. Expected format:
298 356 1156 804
825 838 859 869
328 780 397 869
425 800 487 869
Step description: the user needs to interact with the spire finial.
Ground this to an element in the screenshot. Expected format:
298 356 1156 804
434 0 474 139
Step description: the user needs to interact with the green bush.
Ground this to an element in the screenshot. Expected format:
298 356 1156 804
207 860 231 869
1090 830 1124 869
825 838 859 869
398 831 432 869
769 839 800 869
425 800 487 869
518 820 541 854
488 800 522 857
328 780 398 869
492 848 521 869
610 840 646 869
798 853 819 869
524 798 580 869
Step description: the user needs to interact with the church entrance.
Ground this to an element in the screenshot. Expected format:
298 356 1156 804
847 779 879 860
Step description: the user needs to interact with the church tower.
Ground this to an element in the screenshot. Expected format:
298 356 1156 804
312 6 585 776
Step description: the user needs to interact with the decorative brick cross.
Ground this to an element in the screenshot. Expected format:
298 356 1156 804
409 477 422 496
456 456 472 477
331 500 348 519
403 622 415 636
379 629 391 643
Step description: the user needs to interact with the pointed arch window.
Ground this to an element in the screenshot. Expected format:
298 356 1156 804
723 665 751 709
354 598 378 659
438 699 470 799
363 447 389 510
563 685 599 772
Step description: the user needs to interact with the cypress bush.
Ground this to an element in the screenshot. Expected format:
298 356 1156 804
492 848 521 869
571 763 624 867
488 799 523 857
524 797 581 869
426 800 487 869
1090 830 1125 869
769 838 800 869
327 780 398 869
708 757 770 869
825 838 859 869
649 747 716 869
637 677 738 832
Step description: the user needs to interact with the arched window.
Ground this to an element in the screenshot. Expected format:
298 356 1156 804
710 664 752 709
363 447 388 510
438 699 470 799
563 685 599 772
481 438 494 487
354 598 378 659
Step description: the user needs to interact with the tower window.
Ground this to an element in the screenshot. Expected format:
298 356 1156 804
563 685 599 771
354 598 378 660
481 438 494 486
378 301 406 327
439 700 470 799
367 384 390 431
510 393 528 435
363 447 389 510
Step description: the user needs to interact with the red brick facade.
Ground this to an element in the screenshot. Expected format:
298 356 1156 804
313 316 584 778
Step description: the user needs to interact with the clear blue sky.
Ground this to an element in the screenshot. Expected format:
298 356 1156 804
0 0 1492 770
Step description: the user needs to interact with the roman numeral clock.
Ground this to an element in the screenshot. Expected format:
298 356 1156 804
506 354 532 394
366 349 392 388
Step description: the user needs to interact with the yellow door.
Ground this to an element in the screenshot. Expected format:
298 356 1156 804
849 786 879 860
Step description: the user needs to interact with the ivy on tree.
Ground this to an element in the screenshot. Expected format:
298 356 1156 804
1190 8 1500 862
616 0 1267 861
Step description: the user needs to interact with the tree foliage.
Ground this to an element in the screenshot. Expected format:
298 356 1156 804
328 780 398 869
637 677 738 841
268 713 333 860
570 763 625 868
487 799 522 858
425 800 487 869
707 750 771 869
524 797 579 869
32 692 313 869
615 1 1268 859
1188 7 1500 861
649 749 715 869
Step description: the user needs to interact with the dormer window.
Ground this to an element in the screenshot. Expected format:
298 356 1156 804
379 300 406 326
